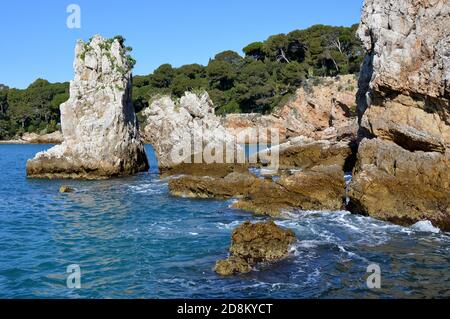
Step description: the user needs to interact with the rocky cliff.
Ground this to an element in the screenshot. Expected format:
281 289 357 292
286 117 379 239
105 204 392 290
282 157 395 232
222 75 358 143
349 0 450 230
26 35 149 179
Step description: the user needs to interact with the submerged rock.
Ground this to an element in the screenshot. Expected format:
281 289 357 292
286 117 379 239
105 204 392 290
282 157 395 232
59 185 75 193
215 221 297 276
26 35 149 179
349 0 450 230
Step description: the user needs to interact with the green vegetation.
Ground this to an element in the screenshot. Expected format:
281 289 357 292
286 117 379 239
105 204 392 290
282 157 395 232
0 80 69 139
0 24 363 140
133 24 362 115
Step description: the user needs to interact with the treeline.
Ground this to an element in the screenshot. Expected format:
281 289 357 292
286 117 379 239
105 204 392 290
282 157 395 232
0 80 69 139
0 24 363 140
133 24 362 115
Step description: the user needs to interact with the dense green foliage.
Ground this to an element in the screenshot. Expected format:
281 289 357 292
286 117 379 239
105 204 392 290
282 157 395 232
132 24 362 115
1 24 363 139
0 80 69 139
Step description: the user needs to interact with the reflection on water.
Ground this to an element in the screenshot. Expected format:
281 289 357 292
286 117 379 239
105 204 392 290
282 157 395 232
0 144 448 298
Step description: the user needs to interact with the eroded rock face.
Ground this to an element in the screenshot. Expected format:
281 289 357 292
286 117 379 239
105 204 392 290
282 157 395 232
142 92 239 174
170 165 346 217
215 221 296 276
26 35 149 179
256 136 353 171
222 75 358 143
169 171 257 199
350 0 450 230
348 139 450 230
233 165 346 216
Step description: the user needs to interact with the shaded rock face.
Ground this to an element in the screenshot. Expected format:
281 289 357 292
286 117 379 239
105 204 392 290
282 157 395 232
214 221 296 276
26 35 149 179
142 92 238 174
350 0 450 230
222 75 358 143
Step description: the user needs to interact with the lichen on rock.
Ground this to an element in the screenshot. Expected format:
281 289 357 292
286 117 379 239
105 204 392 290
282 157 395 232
26 35 149 179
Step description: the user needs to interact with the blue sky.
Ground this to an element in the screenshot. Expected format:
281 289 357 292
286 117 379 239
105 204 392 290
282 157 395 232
1 0 363 89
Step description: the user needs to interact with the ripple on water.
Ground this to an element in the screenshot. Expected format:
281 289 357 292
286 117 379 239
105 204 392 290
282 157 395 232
0 145 449 298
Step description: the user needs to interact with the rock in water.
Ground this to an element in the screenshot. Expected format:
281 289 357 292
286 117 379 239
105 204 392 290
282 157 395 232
215 221 296 276
26 35 149 179
59 185 75 193
142 92 239 176
349 0 450 230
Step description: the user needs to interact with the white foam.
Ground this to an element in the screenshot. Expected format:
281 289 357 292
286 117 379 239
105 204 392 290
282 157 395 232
411 220 440 233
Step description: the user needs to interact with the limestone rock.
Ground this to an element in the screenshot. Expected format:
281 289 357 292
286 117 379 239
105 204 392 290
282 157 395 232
348 139 450 230
222 75 358 143
169 171 257 199
357 0 449 105
349 0 450 229
21 131 63 144
233 165 346 216
256 136 353 171
26 35 149 179
169 165 346 217
215 221 297 276
142 92 239 174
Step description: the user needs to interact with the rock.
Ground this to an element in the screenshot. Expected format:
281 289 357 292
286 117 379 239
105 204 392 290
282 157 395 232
214 221 297 276
169 171 257 199
215 256 252 276
350 0 450 229
160 161 248 178
59 185 75 193
21 131 63 144
357 0 449 109
222 75 358 144
170 165 346 216
360 98 448 152
233 165 346 216
142 92 240 174
256 136 353 171
26 35 149 179
348 139 450 231
222 113 286 144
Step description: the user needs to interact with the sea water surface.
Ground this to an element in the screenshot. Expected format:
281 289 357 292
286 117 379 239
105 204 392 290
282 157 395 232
0 144 449 298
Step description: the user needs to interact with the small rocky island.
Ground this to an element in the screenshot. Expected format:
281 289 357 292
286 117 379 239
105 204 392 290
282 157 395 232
215 221 297 276
26 35 149 179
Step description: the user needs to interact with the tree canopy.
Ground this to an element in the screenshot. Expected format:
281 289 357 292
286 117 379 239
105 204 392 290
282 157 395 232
132 24 362 115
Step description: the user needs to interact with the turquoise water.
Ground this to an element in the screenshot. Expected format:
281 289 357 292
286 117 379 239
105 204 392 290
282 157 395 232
0 144 448 298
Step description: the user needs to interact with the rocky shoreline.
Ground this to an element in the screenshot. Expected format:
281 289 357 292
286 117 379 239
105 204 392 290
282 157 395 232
0 131 63 144
17 0 449 275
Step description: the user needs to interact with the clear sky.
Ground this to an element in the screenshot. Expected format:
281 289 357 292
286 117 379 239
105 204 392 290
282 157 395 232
1 0 364 89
